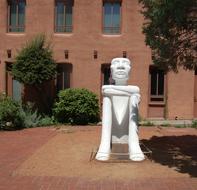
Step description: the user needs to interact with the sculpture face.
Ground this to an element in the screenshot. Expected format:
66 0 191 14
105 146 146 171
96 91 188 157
111 58 131 84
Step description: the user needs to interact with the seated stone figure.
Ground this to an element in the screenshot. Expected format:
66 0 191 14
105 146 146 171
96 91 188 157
96 58 145 161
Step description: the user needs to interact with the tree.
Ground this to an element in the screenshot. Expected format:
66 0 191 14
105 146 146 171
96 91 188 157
139 0 197 72
12 34 57 113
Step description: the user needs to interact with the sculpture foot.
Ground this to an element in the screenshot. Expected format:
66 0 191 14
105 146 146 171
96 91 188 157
129 153 145 161
129 142 145 161
95 152 110 161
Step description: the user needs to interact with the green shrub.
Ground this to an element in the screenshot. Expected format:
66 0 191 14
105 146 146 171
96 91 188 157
20 103 57 128
191 120 197 128
0 94 24 130
38 116 56 126
53 88 100 125
19 103 42 128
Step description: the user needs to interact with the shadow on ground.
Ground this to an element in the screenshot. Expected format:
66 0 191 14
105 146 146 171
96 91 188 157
142 135 197 177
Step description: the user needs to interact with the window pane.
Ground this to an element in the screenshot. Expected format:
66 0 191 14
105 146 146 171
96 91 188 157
13 80 22 101
112 3 120 33
104 67 110 85
103 2 112 33
57 66 63 91
56 2 64 32
104 3 111 27
151 71 157 95
63 70 70 89
10 2 17 32
65 5 72 32
57 64 71 92
158 71 164 95
18 1 25 31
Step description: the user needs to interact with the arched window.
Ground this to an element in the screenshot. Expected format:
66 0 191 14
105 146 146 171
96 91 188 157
101 64 114 85
7 0 26 32
6 62 22 101
148 65 166 118
149 65 165 102
56 63 72 92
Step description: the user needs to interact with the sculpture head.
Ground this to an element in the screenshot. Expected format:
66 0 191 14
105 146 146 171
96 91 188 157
111 58 131 85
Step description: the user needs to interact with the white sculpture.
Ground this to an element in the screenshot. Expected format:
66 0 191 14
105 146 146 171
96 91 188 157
96 58 145 161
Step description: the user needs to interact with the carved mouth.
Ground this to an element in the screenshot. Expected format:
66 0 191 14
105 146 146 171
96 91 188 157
116 71 126 75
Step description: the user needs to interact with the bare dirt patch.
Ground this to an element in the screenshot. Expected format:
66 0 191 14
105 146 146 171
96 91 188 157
13 126 197 181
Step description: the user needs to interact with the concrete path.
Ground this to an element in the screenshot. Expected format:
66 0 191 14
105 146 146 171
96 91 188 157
0 126 196 190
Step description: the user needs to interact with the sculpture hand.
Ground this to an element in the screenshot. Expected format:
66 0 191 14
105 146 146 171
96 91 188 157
130 94 141 107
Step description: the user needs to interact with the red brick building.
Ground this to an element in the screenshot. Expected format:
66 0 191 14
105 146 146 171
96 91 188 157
0 0 196 120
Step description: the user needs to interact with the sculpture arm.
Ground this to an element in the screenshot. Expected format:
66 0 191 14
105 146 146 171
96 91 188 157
110 85 139 93
102 85 139 95
103 88 131 97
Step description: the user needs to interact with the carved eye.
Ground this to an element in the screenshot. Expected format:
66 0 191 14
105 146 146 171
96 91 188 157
123 61 129 65
114 61 119 65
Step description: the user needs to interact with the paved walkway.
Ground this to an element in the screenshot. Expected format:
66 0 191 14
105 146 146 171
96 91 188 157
0 126 196 190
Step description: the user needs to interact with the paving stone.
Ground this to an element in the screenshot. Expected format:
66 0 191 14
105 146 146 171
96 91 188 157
0 126 196 190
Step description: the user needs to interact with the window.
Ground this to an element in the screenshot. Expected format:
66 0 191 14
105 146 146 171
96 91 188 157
8 0 25 32
103 1 121 34
55 0 73 33
101 64 114 85
6 63 22 101
56 64 72 92
149 66 165 102
12 79 22 101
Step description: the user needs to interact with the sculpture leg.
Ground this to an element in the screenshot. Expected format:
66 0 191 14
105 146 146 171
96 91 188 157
128 94 145 161
96 97 112 161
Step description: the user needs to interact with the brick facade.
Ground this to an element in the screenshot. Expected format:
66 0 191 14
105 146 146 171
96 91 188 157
0 0 195 119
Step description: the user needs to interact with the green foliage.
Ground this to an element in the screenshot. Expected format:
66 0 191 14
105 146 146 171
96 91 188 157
20 103 58 128
19 103 42 128
38 116 56 127
191 120 197 128
0 93 24 130
0 94 57 130
139 120 155 126
139 0 197 71
53 88 100 125
11 34 57 114
12 34 56 85
160 122 170 127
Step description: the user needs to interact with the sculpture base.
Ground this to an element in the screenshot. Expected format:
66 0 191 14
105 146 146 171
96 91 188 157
90 142 152 162
111 143 129 160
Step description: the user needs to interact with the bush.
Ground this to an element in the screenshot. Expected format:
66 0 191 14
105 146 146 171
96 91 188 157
20 103 57 128
53 88 100 125
38 116 56 127
19 103 42 128
191 120 197 128
0 94 24 130
0 94 57 130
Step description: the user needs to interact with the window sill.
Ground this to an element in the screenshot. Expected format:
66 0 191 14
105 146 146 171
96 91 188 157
102 34 122 37
149 102 165 106
5 58 15 63
54 33 73 37
6 33 26 36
